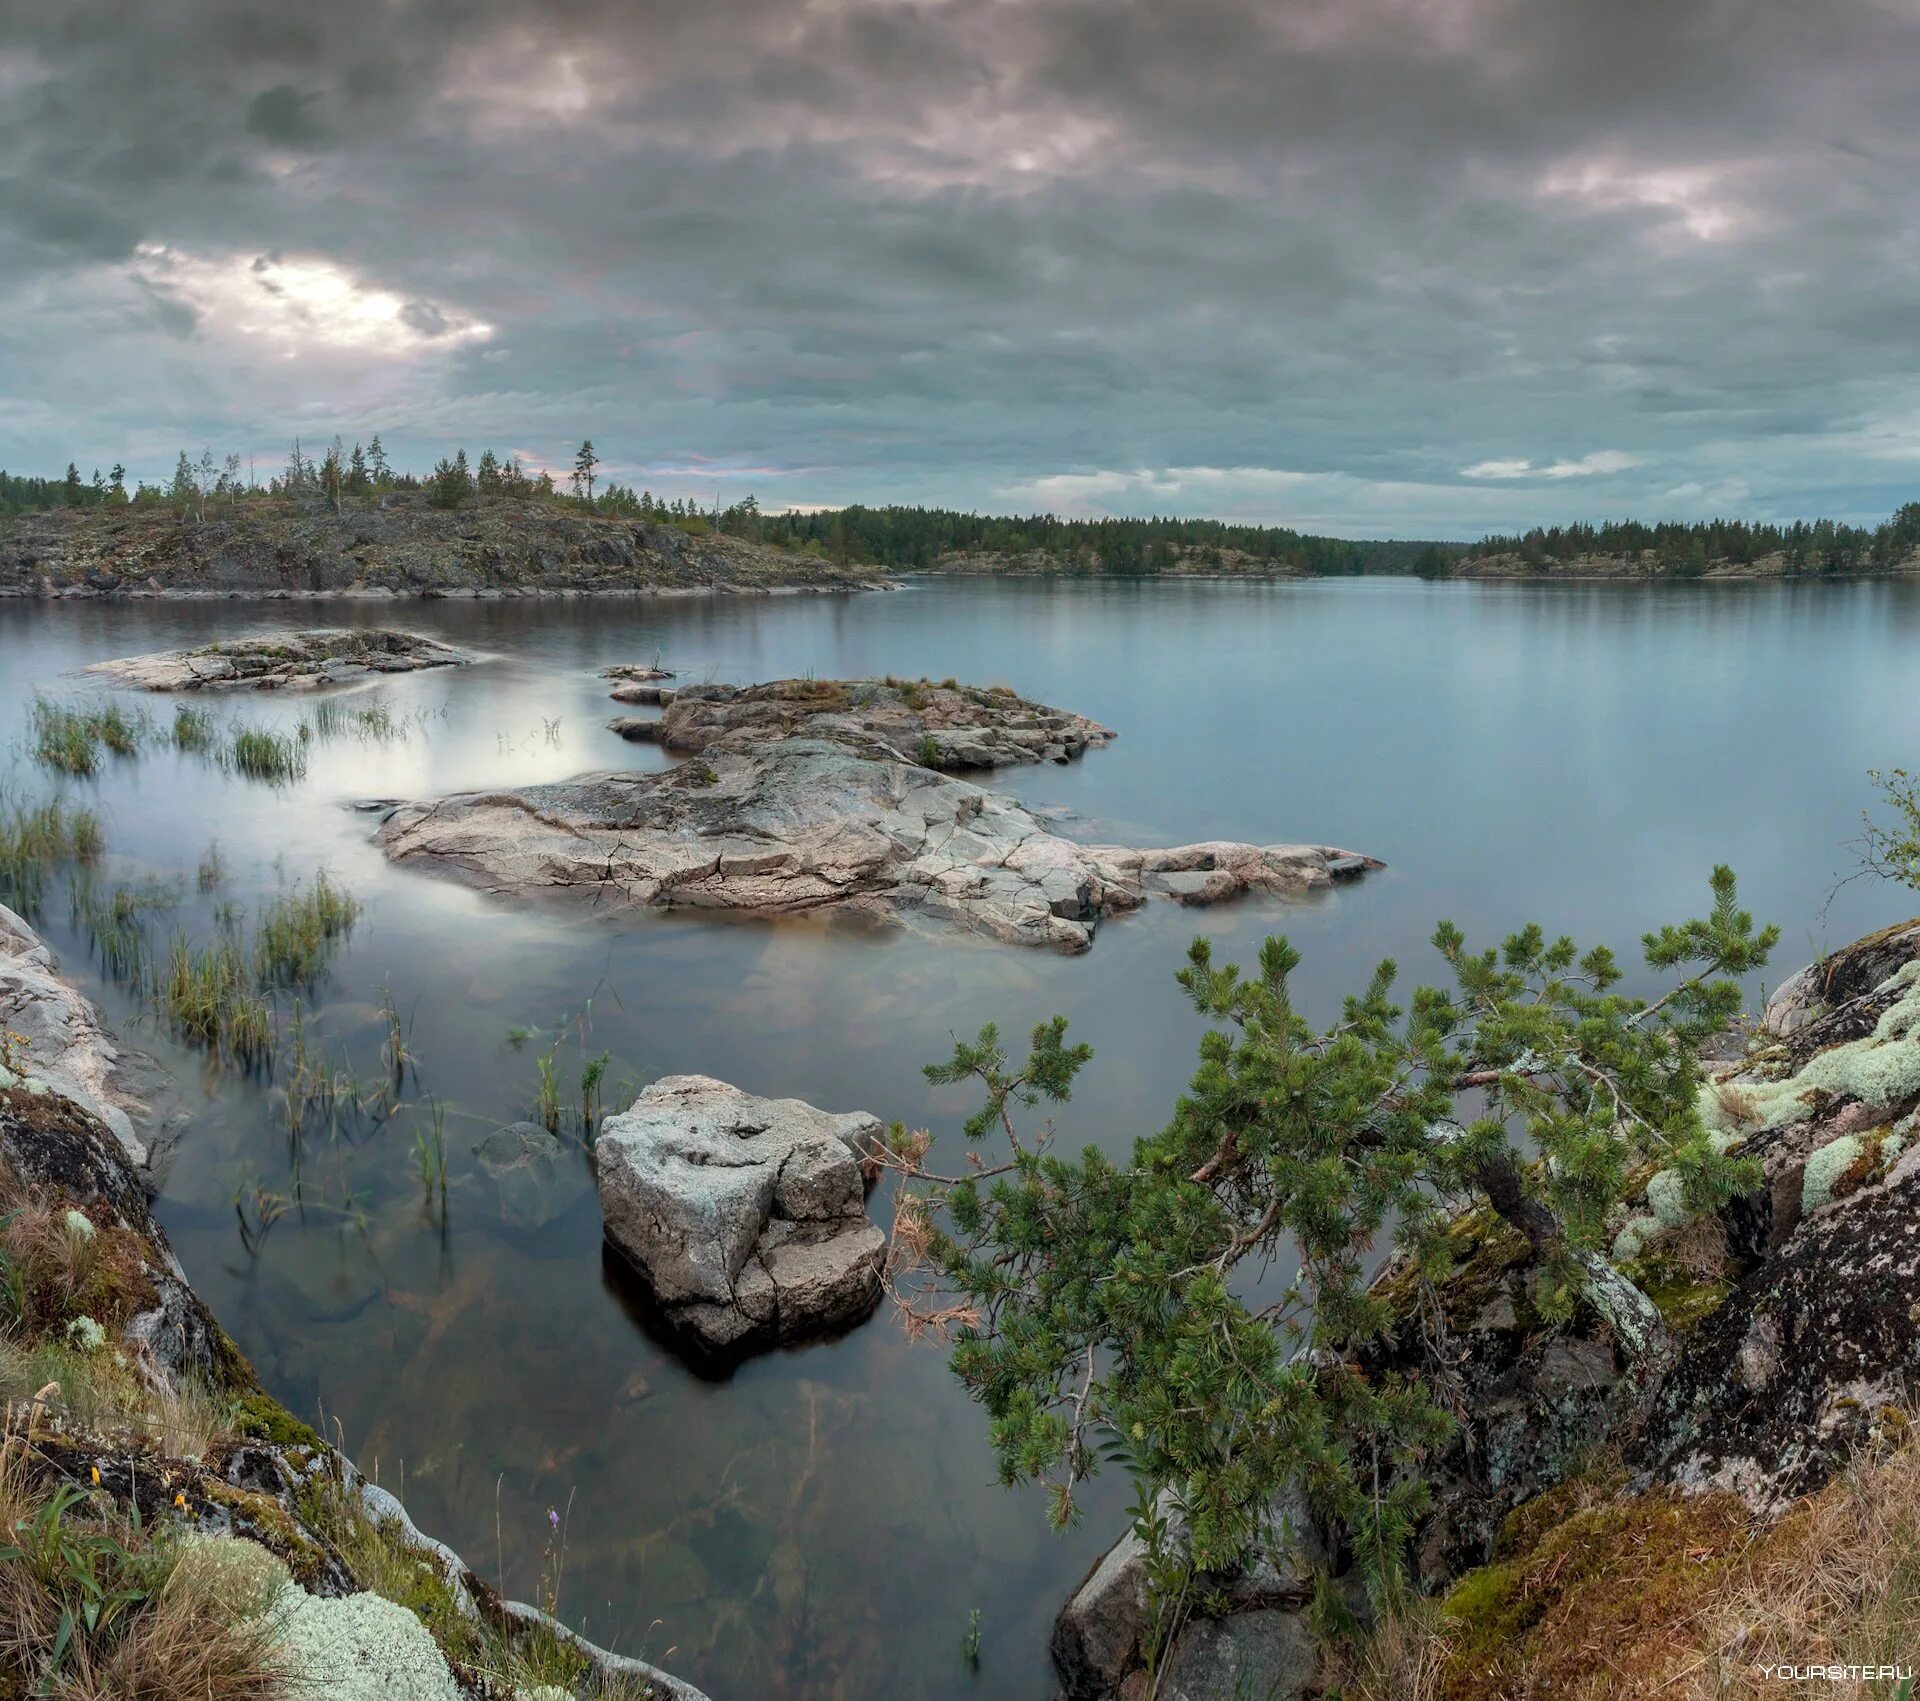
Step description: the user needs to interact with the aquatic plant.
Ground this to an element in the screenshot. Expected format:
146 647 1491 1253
580 1050 609 1133
226 724 308 784
171 703 219 754
306 697 418 744
196 842 225 891
254 871 360 987
68 871 177 986
161 934 273 1068
535 1046 562 1135
412 1099 449 1217
28 696 148 775
0 794 102 916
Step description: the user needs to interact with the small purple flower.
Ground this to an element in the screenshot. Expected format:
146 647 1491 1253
548 1507 560 1531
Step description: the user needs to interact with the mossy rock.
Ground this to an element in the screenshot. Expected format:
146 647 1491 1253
1370 1206 1532 1333
229 1390 321 1449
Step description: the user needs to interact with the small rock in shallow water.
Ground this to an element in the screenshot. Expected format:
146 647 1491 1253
595 1075 886 1358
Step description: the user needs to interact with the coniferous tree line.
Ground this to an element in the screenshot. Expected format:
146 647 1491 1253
1461 505 1920 575
8 439 1920 577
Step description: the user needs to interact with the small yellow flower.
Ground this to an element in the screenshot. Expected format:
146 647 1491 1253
173 1492 187 1509
90 1466 100 1486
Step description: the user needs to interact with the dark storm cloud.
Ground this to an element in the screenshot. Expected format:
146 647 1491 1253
3 0 1920 532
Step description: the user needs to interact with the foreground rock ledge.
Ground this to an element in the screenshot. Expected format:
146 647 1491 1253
86 626 472 691
596 1074 886 1357
376 676 1379 951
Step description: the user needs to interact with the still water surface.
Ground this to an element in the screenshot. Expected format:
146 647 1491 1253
1 576 1915 1698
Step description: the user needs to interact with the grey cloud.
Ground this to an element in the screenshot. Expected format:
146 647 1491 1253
244 83 330 148
1 0 1918 531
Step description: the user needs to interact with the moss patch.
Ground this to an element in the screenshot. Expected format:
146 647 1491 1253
1437 1484 1755 1700
229 1390 320 1449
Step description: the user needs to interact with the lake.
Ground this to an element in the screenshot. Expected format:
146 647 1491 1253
1 574 1914 1699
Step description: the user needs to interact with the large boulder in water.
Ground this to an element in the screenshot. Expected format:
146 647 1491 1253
595 1075 886 1357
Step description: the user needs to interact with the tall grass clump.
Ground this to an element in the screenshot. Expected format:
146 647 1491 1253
0 795 103 916
170 703 219 754
255 872 360 987
306 697 413 744
161 933 273 1068
28 697 147 776
226 724 308 785
68 872 175 986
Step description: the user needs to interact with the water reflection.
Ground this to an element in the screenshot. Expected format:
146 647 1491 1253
0 576 1914 1697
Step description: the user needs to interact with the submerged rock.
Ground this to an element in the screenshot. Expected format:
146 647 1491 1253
595 1074 886 1357
86 627 472 691
377 677 1379 951
473 1120 588 1230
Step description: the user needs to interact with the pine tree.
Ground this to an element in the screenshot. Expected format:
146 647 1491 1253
348 442 368 494
108 464 126 504
367 434 389 487
573 439 599 504
427 450 473 510
169 452 196 516
476 449 501 495
320 438 345 515
884 870 1776 1592
62 463 82 506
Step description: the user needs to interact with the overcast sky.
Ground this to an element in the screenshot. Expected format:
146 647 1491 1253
4 1 1919 537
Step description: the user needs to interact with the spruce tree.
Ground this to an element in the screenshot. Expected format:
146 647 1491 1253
573 439 599 504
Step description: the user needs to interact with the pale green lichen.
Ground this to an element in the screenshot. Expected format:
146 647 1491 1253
265 1587 465 1701
1611 1214 1661 1265
1803 1135 1867 1213
175 1534 290 1619
61 1208 95 1242
1646 1169 1690 1228
64 1313 106 1352
1702 961 1920 1141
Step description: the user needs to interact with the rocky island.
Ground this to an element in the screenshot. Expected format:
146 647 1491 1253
86 627 473 691
0 490 888 599
374 676 1378 950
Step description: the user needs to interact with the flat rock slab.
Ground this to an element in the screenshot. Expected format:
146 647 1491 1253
0 903 184 1172
87 627 472 691
379 678 1379 952
595 1074 886 1357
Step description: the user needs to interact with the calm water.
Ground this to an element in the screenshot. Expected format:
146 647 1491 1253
1 576 1915 1699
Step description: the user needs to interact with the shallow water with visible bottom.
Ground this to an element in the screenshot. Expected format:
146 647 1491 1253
1 575 1915 1699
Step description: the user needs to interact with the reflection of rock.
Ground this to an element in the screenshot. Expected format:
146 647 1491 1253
596 1075 885 1357
0 903 184 1172
378 677 1380 952
473 1120 588 1230
87 627 472 691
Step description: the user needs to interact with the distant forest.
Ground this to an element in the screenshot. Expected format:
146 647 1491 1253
743 506 1442 574
1461 506 1920 575
7 445 1920 577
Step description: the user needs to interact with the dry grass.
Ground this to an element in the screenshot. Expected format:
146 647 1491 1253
0 1440 289 1701
1685 1428 1920 1697
1341 1423 1920 1701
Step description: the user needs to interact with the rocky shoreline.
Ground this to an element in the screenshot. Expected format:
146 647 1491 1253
374 676 1379 952
0 903 712 1701
0 494 888 599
